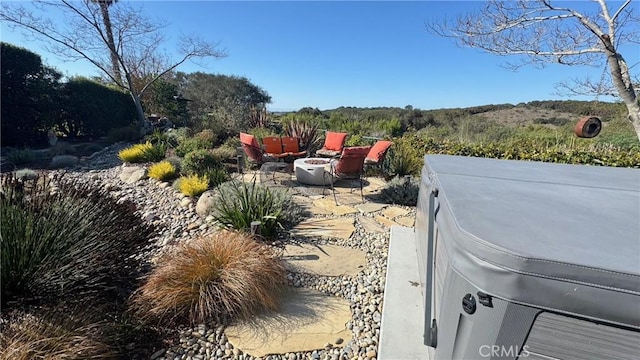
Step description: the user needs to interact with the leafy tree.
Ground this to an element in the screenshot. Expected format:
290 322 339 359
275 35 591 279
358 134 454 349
58 77 137 138
1 1 226 124
428 0 640 141
175 72 271 133
140 76 188 123
1 42 62 147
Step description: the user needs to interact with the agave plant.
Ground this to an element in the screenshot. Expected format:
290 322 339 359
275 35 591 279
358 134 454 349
283 118 322 153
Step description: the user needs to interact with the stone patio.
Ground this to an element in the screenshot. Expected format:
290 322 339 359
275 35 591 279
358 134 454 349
226 169 415 357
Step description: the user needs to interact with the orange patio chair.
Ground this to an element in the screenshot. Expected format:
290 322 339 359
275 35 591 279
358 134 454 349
315 131 348 158
364 140 393 171
281 136 307 159
323 146 371 205
239 132 276 166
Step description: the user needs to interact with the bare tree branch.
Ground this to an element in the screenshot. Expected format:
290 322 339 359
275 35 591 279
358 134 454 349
426 0 640 140
0 0 227 123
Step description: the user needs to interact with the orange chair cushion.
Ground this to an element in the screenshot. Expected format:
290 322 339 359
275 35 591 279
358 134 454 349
365 140 393 163
333 146 371 176
281 137 307 158
262 136 284 154
281 137 300 152
323 131 348 151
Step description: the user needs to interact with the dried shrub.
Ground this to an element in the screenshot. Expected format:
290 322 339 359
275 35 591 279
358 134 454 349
0 311 115 360
178 175 209 197
132 231 286 325
148 161 177 181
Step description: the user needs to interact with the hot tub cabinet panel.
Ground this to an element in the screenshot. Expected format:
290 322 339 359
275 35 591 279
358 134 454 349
415 155 640 360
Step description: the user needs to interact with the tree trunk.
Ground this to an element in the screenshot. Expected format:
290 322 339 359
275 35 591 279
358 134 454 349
130 91 146 124
99 2 122 85
626 103 640 141
601 36 640 141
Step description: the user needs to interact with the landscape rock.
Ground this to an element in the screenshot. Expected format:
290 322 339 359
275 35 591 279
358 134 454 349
119 166 147 184
50 155 79 169
283 243 367 276
196 190 216 217
225 288 352 358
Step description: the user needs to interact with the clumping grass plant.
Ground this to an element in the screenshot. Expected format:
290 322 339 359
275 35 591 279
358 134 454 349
0 311 115 360
131 231 286 325
6 148 35 166
211 180 305 238
148 161 177 181
118 142 166 163
178 175 209 197
0 173 154 308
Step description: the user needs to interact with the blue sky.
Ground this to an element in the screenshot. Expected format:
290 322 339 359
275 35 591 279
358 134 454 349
1 1 637 112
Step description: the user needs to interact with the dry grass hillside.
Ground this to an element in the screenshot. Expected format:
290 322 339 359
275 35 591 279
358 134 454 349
471 107 578 128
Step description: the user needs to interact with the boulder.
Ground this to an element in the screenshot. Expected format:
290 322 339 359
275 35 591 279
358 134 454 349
119 166 147 184
196 190 216 217
50 155 79 169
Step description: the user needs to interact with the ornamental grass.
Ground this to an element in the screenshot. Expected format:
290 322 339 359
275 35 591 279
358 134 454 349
131 231 286 325
148 161 177 181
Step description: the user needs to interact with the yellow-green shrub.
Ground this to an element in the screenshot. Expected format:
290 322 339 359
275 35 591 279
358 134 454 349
118 141 166 163
118 142 153 163
178 175 209 197
148 161 177 181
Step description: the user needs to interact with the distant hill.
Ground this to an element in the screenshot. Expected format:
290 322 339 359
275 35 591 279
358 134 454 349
273 100 636 149
318 100 626 129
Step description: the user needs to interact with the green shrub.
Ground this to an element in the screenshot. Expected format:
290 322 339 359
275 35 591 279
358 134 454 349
164 156 183 174
211 180 304 239
201 166 229 188
118 142 166 163
178 175 209 197
194 129 218 147
182 149 221 175
106 125 139 144
380 176 420 206
209 145 237 163
132 231 286 325
60 77 137 138
385 139 422 177
0 173 154 307
144 130 178 149
141 142 167 162
345 134 363 146
402 134 640 168
175 137 210 157
148 161 177 181
6 148 35 166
